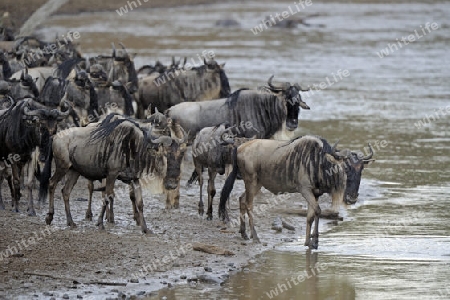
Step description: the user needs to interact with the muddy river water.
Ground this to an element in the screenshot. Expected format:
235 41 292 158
34 0 450 299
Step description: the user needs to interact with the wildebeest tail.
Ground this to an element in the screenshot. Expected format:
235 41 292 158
187 169 200 186
38 137 53 203
219 146 239 220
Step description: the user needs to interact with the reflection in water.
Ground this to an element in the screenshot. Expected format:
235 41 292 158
150 250 357 300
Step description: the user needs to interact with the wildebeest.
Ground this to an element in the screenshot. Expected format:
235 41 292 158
0 50 12 80
89 43 139 95
136 58 231 117
166 76 310 142
188 123 253 220
84 114 188 222
0 98 69 214
7 68 40 100
218 136 373 249
39 113 188 233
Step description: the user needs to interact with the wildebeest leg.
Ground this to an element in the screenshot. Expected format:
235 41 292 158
85 180 94 221
129 184 140 226
24 160 36 216
165 188 180 209
11 164 20 213
0 177 4 210
311 197 321 249
46 167 69 225
132 179 152 234
206 169 216 220
105 176 115 224
197 166 204 216
245 182 261 243
238 192 248 240
302 189 320 249
61 169 80 228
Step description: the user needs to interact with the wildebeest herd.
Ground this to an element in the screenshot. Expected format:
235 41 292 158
0 34 374 249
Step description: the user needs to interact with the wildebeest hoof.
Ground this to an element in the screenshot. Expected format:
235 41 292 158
206 215 213 221
98 224 105 230
0 204 5 210
85 213 93 221
241 233 250 240
68 222 77 228
27 209 36 217
309 239 318 250
45 215 53 225
142 228 155 235
253 237 261 244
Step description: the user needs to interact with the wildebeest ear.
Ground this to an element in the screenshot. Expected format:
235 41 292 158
34 77 39 83
220 63 225 68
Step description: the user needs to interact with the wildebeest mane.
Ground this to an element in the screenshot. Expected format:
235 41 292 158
40 76 67 107
280 136 345 192
0 100 40 158
226 89 285 139
219 69 230 97
89 114 140 143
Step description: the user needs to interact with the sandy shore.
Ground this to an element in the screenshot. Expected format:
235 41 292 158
0 0 234 34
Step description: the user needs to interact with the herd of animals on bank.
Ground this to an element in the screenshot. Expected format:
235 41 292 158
0 31 374 249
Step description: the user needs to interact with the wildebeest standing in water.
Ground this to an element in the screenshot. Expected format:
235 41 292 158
219 136 373 249
136 59 231 118
0 98 70 214
39 114 187 233
188 123 253 220
166 76 310 142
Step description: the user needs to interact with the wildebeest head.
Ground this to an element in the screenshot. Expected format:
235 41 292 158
266 75 310 131
204 58 230 98
146 107 168 130
162 120 188 190
332 142 374 205
111 43 138 94
22 99 71 135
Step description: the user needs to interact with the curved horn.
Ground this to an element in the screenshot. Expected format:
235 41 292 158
23 100 46 117
118 42 128 55
111 42 116 58
57 100 71 118
331 139 340 154
148 127 172 147
363 143 374 160
0 96 14 115
267 75 284 91
294 83 310 92
20 69 25 81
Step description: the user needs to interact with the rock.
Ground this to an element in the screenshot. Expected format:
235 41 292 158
118 292 126 299
161 274 168 279
271 216 283 232
77 295 83 299
196 274 222 284
136 291 145 296
167 283 173 288
111 289 119 293
180 275 187 279
63 294 69 299
227 262 234 267
243 268 250 272
43 292 53 296
248 259 256 264
204 266 212 272
23 283 33 288
172 262 180 267
129 278 139 283
50 297 56 300
187 276 198 282
33 295 38 298
162 297 168 300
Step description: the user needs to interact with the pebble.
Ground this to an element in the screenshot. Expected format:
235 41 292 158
77 295 83 299
136 291 145 296
204 266 212 272
227 262 234 267
129 278 139 283
162 297 168 300
63 294 69 299
243 268 250 272
118 292 126 299
111 289 119 293
248 259 256 264
180 275 187 279
50 297 56 300
167 283 173 288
